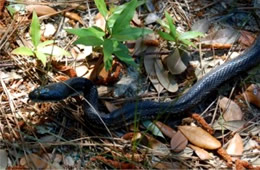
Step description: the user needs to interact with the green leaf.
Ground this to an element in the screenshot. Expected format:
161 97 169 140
112 0 138 34
6 5 16 16
112 27 153 41
38 45 71 57
179 31 204 40
107 0 144 32
30 11 41 47
66 26 105 38
142 120 165 138
12 47 34 56
74 36 104 46
37 40 54 49
157 19 169 30
158 31 175 41
180 39 196 47
165 11 176 39
94 0 108 18
35 51 47 66
103 39 114 71
114 43 136 67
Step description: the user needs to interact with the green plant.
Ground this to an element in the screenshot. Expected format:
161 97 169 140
66 0 153 71
12 11 70 67
158 11 203 48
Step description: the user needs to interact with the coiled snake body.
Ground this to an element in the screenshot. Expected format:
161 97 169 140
29 37 260 129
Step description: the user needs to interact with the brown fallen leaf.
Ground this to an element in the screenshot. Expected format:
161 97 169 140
153 161 187 169
166 48 187 75
145 134 170 156
20 153 48 169
155 121 176 138
244 84 260 108
52 61 76 78
144 47 164 93
65 12 84 25
171 130 188 152
219 97 243 121
189 144 213 160
94 12 106 31
238 31 257 47
226 133 243 157
178 126 221 150
154 58 178 93
90 156 136 169
26 5 57 16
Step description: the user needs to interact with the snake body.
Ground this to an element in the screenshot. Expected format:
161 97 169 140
29 37 260 129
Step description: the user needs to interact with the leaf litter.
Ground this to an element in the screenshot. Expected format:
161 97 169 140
1 0 259 169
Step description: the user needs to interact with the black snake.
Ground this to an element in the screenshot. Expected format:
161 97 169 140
29 37 260 129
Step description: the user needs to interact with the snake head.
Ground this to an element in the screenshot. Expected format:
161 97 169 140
29 87 53 102
29 83 69 102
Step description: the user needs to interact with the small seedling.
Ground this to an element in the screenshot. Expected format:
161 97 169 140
158 11 203 48
66 0 153 71
12 11 70 67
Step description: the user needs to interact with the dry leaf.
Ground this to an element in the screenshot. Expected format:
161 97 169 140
239 31 257 47
65 12 84 25
154 58 178 93
179 126 221 150
132 11 141 26
26 5 57 16
94 12 106 31
226 133 243 157
201 28 239 45
121 132 135 141
219 97 243 121
189 144 213 160
20 153 48 169
244 84 260 108
166 48 187 75
91 156 136 169
145 134 170 156
153 161 186 169
155 121 176 138
52 61 76 78
75 65 89 77
171 130 188 152
213 120 246 132
144 47 164 93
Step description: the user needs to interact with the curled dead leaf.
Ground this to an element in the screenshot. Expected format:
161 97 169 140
179 126 221 150
226 133 243 157
171 130 188 152
244 84 260 108
166 49 187 75
154 58 178 93
219 97 243 121
155 121 176 138
65 12 84 25
20 153 48 169
145 134 170 156
94 13 106 31
26 5 57 16
144 47 164 93
189 144 213 160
